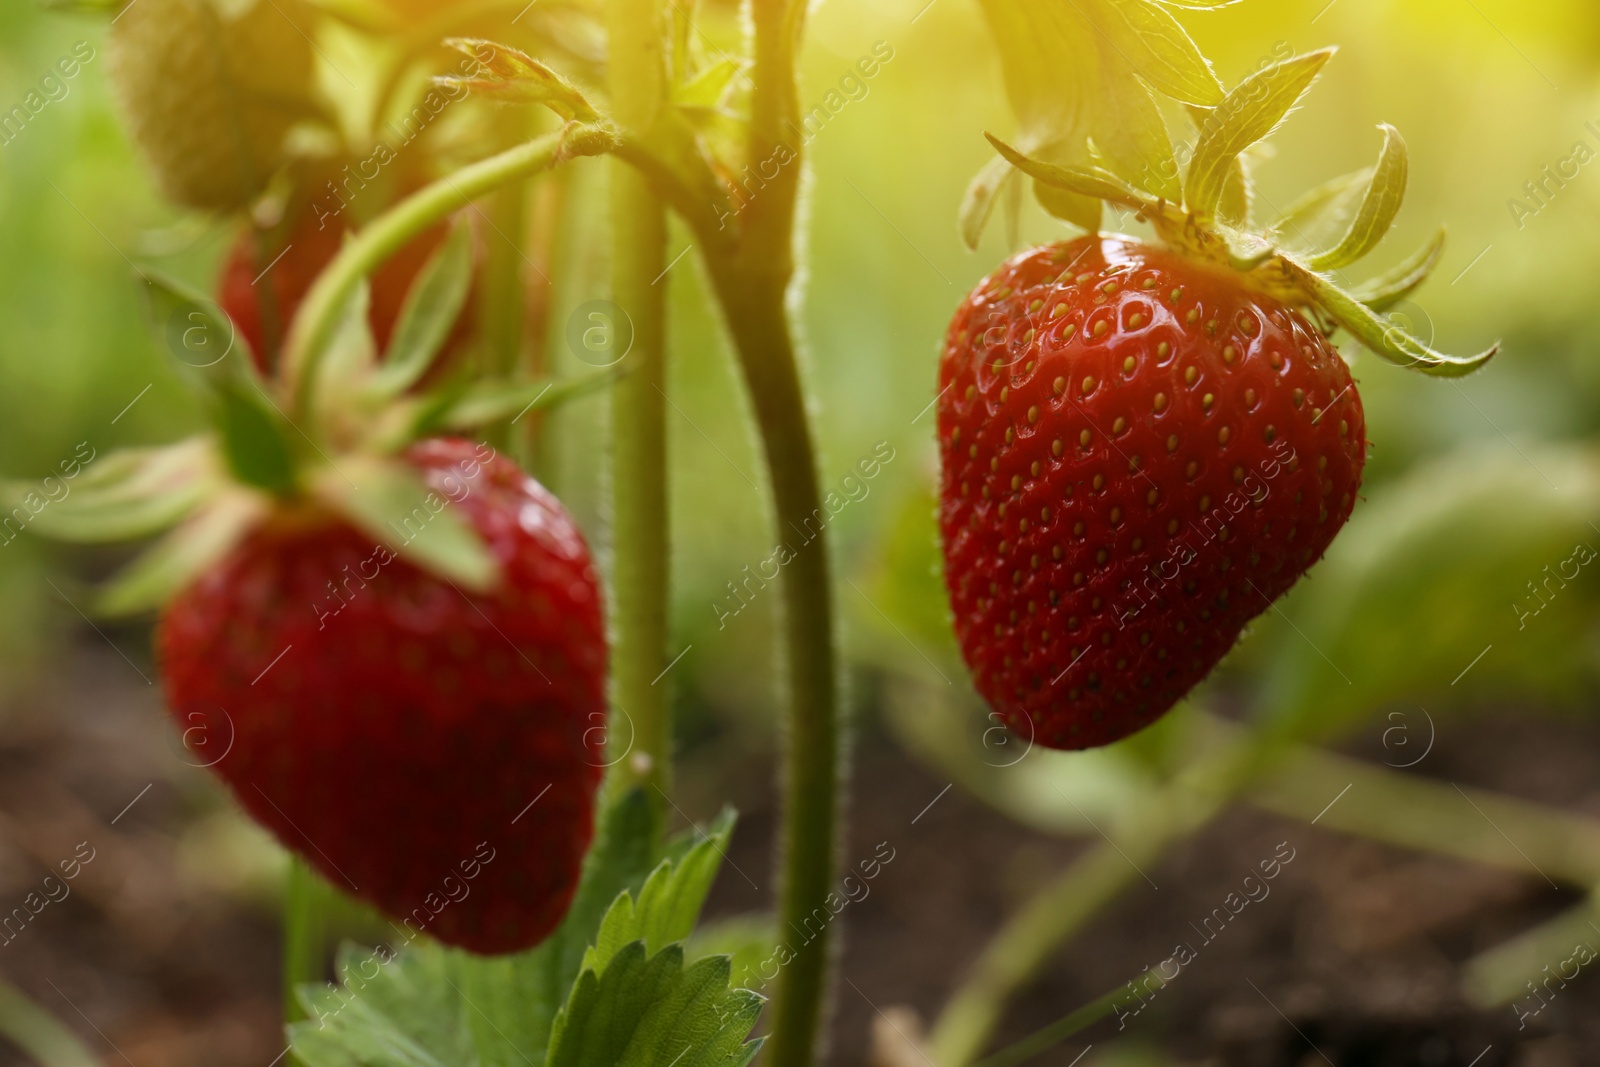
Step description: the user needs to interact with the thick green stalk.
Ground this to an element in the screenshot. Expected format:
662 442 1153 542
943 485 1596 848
281 123 616 422
705 3 840 1063
605 0 672 797
700 276 839 1067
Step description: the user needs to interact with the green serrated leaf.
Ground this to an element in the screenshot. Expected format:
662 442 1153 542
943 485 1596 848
319 456 498 592
1307 124 1408 271
5 439 214 544
290 790 663 1067
547 945 763 1067
581 810 735 977
1281 255 1497 377
97 493 264 616
1184 48 1334 219
1097 0 1223 106
438 37 600 122
1349 229 1447 312
371 221 474 400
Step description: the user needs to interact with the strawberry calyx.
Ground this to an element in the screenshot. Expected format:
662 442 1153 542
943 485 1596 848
9 158 615 616
981 46 1498 379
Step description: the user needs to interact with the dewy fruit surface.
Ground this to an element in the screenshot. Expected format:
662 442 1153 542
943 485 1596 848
938 235 1366 750
158 439 607 954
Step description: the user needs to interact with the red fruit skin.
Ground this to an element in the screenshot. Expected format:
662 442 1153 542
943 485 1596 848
219 216 471 376
937 236 1366 750
159 439 606 955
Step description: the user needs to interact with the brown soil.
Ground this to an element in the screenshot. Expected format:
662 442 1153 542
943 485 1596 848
5 641 1600 1066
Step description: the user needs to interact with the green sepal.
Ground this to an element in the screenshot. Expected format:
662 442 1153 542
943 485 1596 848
1268 166 1373 250
959 156 1020 250
438 38 601 122
986 134 1157 214
1034 178 1105 234
2 439 213 544
1184 48 1334 219
368 220 475 401
139 270 302 495
1348 228 1447 312
674 57 746 109
428 369 623 434
313 277 379 411
1306 123 1408 272
96 492 265 616
314 455 499 592
1281 256 1499 377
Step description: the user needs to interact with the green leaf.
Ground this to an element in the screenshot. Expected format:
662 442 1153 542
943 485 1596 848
1281 256 1498 377
546 946 763 1067
1306 124 1409 271
318 456 499 592
3 439 213 544
1097 0 1223 106
97 493 264 616
1348 229 1447 312
1184 48 1334 219
371 221 474 400
986 135 1156 213
438 38 601 122
581 810 735 976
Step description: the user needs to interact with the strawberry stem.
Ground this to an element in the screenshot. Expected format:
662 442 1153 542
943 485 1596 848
280 122 618 425
281 858 331 1048
693 2 842 1062
605 0 673 800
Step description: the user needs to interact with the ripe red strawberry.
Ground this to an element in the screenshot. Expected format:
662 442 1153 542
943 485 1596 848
938 235 1366 750
219 210 474 376
158 438 606 954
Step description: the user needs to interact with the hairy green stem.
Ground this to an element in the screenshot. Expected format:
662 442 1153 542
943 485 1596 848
605 0 672 796
281 123 616 422
705 264 840 1067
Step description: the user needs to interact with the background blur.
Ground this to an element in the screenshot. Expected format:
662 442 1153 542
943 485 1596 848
8 0 1600 1063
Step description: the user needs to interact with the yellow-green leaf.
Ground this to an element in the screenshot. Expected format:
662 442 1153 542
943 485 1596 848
1307 123 1409 271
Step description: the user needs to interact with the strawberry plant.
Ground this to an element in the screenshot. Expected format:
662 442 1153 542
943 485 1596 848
22 0 1577 1062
